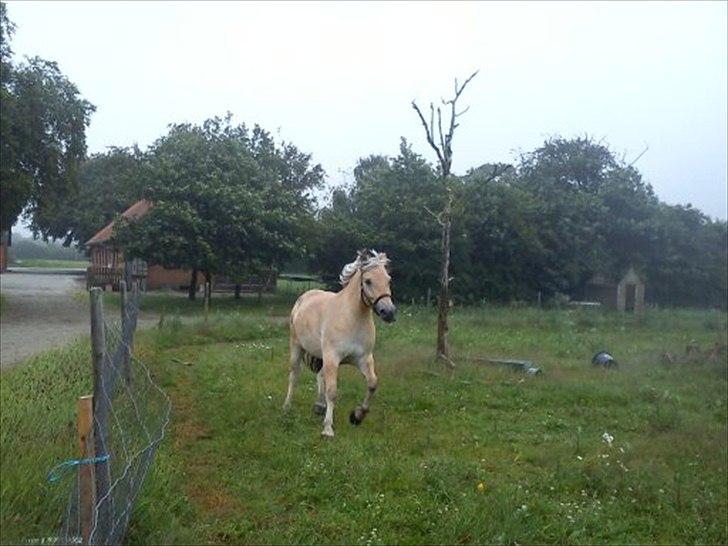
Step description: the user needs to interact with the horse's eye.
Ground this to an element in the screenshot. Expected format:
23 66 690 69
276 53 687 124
365 279 372 285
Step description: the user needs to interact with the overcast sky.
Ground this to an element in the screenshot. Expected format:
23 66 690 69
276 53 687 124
6 1 728 228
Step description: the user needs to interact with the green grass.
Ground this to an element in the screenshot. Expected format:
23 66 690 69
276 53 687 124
10 258 89 268
1 304 726 544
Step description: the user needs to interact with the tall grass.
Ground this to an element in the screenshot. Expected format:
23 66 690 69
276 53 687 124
0 342 92 543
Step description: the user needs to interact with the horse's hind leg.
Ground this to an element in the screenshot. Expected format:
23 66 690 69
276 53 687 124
322 355 339 437
313 371 326 416
350 354 378 426
283 341 303 412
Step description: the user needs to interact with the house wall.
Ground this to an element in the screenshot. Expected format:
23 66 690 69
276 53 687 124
146 265 202 290
90 245 121 269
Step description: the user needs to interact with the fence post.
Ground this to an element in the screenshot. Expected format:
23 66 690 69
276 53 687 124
77 395 95 546
132 280 140 326
89 288 111 543
120 280 132 385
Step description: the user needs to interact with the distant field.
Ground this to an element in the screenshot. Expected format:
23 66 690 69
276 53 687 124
1 301 726 544
9 259 89 269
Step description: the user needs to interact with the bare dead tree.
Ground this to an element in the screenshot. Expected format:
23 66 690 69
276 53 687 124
412 72 509 368
411 72 479 368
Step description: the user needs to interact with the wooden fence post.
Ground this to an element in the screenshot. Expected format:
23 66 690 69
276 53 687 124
89 288 111 543
120 280 132 385
77 395 95 546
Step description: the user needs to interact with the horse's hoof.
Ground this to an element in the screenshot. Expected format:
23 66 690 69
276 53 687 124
312 403 326 416
321 428 335 438
349 409 363 425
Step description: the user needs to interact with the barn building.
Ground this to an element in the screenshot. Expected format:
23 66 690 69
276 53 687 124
85 199 200 290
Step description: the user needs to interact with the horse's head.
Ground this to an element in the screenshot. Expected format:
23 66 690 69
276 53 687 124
358 249 396 323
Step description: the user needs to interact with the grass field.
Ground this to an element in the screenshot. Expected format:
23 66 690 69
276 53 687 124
1 296 726 544
9 258 90 268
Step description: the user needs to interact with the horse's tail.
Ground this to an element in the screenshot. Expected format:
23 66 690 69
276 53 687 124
302 351 323 373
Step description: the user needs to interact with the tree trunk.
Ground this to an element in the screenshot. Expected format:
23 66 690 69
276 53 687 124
188 268 198 300
436 197 452 367
234 284 241 299
204 271 212 301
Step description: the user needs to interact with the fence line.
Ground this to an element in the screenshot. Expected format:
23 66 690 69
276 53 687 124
52 282 171 545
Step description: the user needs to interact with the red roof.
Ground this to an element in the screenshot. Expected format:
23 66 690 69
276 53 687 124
85 199 152 246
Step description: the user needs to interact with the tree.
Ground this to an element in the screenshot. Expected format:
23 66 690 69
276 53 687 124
0 3 95 235
58 147 146 248
411 72 508 366
114 116 323 300
312 140 442 300
515 136 659 298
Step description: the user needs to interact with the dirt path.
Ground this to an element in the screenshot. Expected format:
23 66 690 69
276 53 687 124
0 269 157 369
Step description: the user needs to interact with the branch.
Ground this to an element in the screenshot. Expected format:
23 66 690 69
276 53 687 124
424 205 446 226
412 100 445 168
412 70 478 178
437 106 445 155
453 70 479 103
628 144 649 167
481 164 512 184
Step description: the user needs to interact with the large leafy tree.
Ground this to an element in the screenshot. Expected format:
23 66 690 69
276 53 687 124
644 204 727 308
318 135 726 309
0 3 95 235
115 115 323 297
312 139 443 299
515 137 656 297
59 146 146 247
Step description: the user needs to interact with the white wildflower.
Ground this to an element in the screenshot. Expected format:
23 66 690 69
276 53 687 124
602 432 614 446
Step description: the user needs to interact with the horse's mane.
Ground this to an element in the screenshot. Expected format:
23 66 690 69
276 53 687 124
339 249 390 287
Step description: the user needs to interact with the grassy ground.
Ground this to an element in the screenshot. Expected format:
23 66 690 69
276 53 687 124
1 299 726 544
9 258 90 268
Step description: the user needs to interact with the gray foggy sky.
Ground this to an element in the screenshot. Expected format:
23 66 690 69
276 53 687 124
6 1 728 225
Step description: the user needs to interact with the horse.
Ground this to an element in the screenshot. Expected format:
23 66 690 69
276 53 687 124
282 249 396 437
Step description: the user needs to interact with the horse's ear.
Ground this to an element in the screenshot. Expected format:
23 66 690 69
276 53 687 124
357 248 372 260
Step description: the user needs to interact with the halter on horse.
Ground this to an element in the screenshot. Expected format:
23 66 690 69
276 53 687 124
283 249 396 437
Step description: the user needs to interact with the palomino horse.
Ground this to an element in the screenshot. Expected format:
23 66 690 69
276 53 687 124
283 249 396 437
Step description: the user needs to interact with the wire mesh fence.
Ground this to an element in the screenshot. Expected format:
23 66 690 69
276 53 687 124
49 283 171 545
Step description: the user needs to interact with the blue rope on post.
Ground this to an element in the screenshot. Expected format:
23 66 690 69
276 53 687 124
47 455 110 483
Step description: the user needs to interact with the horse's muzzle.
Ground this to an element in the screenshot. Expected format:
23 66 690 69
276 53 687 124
374 300 396 323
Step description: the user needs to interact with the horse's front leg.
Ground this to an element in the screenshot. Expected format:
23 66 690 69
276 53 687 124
350 354 378 426
322 354 340 438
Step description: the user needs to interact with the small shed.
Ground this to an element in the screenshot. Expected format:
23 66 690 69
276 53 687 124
584 266 645 313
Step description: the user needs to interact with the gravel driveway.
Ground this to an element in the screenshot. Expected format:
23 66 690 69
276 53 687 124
0 269 156 369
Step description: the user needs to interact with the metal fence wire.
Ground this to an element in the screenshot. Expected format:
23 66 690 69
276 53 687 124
58 285 171 545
